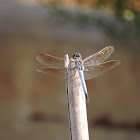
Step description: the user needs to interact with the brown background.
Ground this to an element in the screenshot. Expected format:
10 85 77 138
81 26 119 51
0 1 140 140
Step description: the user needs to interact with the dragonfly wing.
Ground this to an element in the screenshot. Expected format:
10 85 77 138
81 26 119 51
83 46 114 66
36 54 64 68
37 67 65 75
84 60 121 80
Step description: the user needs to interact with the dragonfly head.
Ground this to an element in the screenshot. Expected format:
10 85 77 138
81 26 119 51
73 53 82 59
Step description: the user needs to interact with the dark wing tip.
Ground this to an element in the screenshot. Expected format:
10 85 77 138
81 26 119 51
36 54 49 66
36 54 42 62
105 46 114 50
113 60 121 66
103 60 121 68
106 46 114 49
101 46 114 54
36 54 48 59
36 68 43 73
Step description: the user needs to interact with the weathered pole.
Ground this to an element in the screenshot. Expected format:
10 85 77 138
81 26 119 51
65 54 89 140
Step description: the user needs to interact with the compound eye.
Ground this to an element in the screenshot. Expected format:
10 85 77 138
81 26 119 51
73 53 82 59
76 53 81 58
73 54 76 59
77 53 80 57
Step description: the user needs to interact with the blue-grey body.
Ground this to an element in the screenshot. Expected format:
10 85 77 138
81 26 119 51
79 70 89 102
74 56 89 102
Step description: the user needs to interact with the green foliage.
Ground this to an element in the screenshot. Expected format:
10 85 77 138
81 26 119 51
42 1 140 40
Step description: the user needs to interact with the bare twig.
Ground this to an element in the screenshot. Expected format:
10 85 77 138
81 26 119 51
65 55 89 140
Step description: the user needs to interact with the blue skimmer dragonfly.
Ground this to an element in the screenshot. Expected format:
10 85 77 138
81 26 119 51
36 46 121 102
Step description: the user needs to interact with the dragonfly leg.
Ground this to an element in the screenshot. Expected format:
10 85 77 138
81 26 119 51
66 70 76 80
70 60 75 63
68 67 75 71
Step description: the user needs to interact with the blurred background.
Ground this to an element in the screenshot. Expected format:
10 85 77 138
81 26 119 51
0 0 140 140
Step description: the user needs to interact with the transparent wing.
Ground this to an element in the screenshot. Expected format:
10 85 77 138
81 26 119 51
37 67 65 75
84 60 121 80
36 54 64 68
83 46 114 66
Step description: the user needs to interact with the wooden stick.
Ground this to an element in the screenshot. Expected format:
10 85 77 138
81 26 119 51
65 55 89 140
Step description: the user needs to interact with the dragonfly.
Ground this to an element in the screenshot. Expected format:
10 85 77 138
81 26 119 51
36 46 121 102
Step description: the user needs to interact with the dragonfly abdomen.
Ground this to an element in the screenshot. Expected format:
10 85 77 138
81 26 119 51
79 70 89 102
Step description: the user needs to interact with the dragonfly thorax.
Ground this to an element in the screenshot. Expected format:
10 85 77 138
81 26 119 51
75 57 84 71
